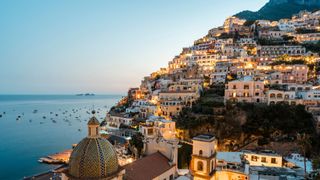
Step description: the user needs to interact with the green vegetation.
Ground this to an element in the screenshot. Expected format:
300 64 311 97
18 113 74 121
235 2 320 21
176 96 320 153
190 86 225 115
296 28 320 34
302 41 320 54
313 156 320 171
268 84 286 91
316 62 320 72
270 59 306 66
178 143 192 168
218 33 234 39
129 132 144 158
282 35 295 41
257 38 298 46
243 20 255 27
297 133 312 178
238 103 314 135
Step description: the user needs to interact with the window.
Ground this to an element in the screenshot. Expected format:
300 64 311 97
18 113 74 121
244 85 249 89
261 157 267 163
251 155 258 162
147 129 154 135
199 150 203 156
211 160 214 171
197 161 204 171
232 92 237 98
271 158 277 164
277 94 283 99
169 175 174 180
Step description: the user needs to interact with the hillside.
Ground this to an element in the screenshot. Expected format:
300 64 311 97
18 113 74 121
235 1 320 21
174 88 320 154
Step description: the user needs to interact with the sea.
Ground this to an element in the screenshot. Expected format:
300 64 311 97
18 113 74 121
0 95 122 180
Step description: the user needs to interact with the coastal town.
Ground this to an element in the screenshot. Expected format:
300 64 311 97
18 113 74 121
26 9 320 180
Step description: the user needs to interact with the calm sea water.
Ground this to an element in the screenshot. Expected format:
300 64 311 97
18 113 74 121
0 95 122 180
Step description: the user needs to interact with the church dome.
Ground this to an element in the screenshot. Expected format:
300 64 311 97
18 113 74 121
68 137 119 179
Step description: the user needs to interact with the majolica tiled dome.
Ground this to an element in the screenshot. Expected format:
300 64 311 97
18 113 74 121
68 137 119 179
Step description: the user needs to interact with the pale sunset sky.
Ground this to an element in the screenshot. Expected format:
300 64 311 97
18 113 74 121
0 0 268 94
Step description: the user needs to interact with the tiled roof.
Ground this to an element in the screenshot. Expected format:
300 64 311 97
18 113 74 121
124 152 174 180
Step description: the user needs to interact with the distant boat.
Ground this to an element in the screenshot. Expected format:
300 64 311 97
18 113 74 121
33 110 38 113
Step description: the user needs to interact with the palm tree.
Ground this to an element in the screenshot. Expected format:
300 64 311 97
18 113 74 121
297 133 312 179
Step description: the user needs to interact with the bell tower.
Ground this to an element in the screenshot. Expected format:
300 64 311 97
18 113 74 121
87 110 100 138
190 135 217 180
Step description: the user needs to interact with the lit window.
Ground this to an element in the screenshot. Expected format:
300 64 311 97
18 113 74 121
197 161 204 171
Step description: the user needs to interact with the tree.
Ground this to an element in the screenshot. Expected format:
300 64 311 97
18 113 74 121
243 20 255 27
313 156 320 171
282 35 294 41
130 132 144 158
297 133 312 179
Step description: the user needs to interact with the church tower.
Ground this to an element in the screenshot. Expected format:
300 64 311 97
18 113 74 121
87 110 100 137
190 135 217 180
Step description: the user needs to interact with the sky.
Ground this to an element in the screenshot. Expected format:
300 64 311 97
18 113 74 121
0 0 268 95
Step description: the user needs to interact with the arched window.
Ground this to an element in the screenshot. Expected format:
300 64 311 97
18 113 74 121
211 160 215 171
197 161 203 171
277 93 283 99
270 93 276 98
199 150 203 156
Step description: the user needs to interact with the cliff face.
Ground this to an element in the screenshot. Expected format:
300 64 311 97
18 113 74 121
235 0 320 21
